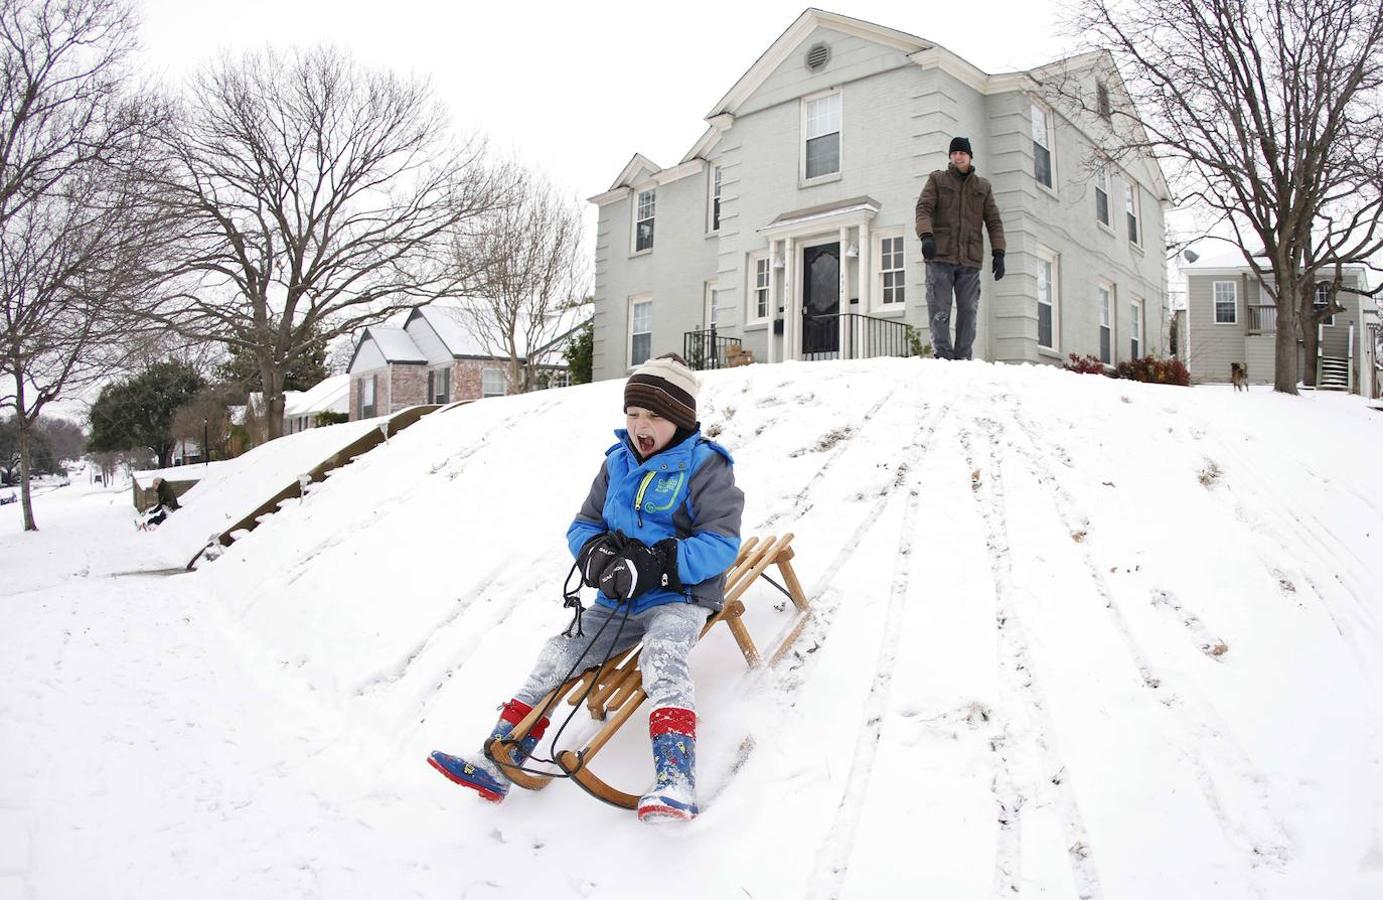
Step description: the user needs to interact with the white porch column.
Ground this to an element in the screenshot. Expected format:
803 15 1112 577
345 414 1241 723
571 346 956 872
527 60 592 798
858 220 871 360
784 236 796 361
766 239 778 365
838 226 850 360
858 219 872 314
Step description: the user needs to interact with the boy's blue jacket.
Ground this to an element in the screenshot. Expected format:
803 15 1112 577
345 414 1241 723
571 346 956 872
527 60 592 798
567 429 744 615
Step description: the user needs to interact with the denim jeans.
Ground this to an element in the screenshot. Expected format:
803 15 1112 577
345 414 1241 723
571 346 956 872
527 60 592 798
925 261 981 360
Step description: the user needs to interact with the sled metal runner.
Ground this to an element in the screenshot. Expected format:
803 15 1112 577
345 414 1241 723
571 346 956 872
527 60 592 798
485 532 811 810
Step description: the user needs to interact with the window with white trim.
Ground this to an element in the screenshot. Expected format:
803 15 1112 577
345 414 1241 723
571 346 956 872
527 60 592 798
629 295 653 366
482 367 507 399
1095 168 1110 227
1130 297 1144 358
877 234 905 307
1097 82 1112 120
1032 101 1054 188
708 166 722 233
802 91 842 180
634 188 655 252
1314 282 1335 325
704 281 720 329
1214 281 1238 324
1098 282 1114 363
359 374 376 418
1125 182 1141 245
428 366 451 405
748 255 771 322
1036 247 1060 351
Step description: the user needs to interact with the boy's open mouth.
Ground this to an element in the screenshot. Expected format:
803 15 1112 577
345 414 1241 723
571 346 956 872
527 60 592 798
636 435 655 454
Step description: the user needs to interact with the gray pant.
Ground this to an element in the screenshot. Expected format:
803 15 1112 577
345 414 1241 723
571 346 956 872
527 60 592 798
515 602 707 712
925 261 981 360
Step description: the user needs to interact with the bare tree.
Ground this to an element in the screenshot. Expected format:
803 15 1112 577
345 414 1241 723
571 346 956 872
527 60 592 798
456 172 587 392
144 46 509 439
1051 0 1383 393
0 0 162 530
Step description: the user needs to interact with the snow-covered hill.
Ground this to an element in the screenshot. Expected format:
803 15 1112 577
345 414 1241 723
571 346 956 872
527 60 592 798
4 358 1382 899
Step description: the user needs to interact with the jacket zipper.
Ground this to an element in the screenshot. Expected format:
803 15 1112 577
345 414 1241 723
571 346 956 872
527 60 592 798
633 470 656 527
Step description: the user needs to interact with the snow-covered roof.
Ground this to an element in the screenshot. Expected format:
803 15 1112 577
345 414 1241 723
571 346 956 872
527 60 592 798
410 307 491 358
283 375 350 417
363 327 426 363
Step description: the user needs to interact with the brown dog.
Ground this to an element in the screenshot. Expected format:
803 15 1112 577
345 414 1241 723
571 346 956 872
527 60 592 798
1230 362 1248 391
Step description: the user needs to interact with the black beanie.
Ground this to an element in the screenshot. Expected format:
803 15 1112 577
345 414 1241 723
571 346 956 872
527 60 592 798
949 137 974 156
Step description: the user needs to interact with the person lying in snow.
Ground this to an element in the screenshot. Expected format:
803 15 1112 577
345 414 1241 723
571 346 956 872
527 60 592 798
428 352 744 824
140 477 182 530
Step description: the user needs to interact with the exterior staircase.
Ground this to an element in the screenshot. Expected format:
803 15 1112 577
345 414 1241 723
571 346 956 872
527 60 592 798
1319 356 1350 391
1315 322 1355 392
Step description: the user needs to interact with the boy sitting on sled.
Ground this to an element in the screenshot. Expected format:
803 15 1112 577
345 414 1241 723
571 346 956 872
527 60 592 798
428 353 744 823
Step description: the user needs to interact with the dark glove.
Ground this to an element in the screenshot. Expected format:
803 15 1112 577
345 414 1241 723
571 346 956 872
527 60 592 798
576 532 624 588
992 250 1005 281
920 233 937 260
598 538 680 604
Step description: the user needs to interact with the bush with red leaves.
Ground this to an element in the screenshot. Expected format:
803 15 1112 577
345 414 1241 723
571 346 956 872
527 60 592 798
1115 355 1190 386
1063 353 1110 375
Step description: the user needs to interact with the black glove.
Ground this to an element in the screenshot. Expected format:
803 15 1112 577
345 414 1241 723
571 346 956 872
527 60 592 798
992 250 1005 281
920 233 937 260
576 532 624 588
598 538 680 604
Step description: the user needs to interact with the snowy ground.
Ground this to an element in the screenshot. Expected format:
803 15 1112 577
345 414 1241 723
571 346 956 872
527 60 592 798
3 359 1382 899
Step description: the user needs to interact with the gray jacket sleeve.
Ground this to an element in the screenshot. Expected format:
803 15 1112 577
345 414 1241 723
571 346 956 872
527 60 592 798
566 461 610 556
677 453 744 584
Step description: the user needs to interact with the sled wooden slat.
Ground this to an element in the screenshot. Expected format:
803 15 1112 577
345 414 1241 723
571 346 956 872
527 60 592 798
494 533 811 811
587 655 640 720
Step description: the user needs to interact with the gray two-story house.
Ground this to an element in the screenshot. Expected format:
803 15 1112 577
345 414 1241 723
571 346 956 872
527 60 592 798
1181 251 1380 396
588 9 1170 380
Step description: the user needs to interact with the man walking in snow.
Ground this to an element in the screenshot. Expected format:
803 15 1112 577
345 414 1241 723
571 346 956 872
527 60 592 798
915 137 1006 360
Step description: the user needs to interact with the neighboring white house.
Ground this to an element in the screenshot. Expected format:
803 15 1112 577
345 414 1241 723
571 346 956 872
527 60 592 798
588 9 1170 379
283 374 351 435
345 306 585 421
1181 250 1380 395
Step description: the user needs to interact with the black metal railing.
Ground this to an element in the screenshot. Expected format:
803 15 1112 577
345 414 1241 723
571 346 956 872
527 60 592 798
683 327 743 371
801 313 919 362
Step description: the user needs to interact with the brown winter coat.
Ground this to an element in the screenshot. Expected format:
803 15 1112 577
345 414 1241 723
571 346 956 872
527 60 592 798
914 164 1006 268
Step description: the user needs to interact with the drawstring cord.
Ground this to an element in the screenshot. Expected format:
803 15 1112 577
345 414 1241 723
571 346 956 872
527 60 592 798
487 573 635 779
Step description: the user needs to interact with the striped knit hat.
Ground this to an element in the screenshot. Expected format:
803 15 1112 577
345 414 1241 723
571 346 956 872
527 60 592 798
625 353 700 432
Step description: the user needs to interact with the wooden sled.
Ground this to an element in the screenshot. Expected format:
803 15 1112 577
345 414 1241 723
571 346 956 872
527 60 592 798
485 532 811 809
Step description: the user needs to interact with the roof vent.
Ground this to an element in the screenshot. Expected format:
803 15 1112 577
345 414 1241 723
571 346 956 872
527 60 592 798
806 43 831 72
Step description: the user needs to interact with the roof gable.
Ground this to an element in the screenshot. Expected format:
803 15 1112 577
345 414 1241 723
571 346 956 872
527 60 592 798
707 9 929 119
345 326 425 373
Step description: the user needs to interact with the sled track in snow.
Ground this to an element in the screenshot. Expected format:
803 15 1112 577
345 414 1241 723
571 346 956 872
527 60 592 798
963 415 1106 900
999 399 1295 873
277 402 561 585
772 395 954 692
803 428 928 900
757 385 904 530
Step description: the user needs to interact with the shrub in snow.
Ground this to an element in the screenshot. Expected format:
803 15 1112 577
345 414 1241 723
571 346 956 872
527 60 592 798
1115 355 1190 387
1063 353 1110 375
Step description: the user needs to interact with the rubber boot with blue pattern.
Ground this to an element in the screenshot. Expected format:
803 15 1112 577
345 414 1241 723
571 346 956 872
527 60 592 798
637 707 698 823
428 699 549 803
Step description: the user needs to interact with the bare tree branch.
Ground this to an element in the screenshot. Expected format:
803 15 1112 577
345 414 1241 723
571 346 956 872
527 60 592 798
143 46 511 437
1045 0 1383 393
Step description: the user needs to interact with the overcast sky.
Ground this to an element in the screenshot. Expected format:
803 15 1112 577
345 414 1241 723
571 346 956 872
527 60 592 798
136 0 1075 202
